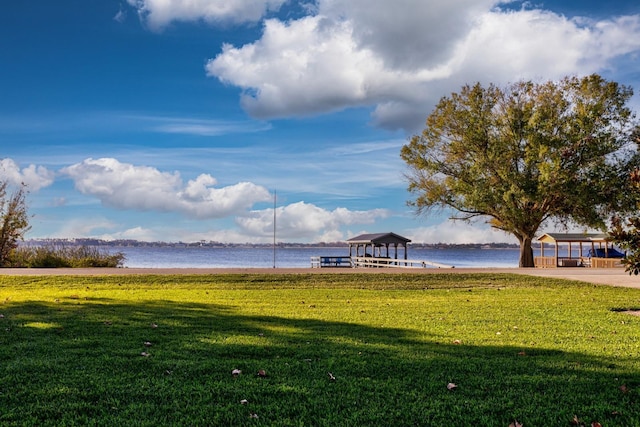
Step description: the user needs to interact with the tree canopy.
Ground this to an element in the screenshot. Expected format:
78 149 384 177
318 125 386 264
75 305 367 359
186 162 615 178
0 180 30 266
401 74 640 267
610 161 640 275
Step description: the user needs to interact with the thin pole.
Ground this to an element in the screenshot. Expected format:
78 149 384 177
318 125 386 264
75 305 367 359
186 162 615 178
273 190 276 268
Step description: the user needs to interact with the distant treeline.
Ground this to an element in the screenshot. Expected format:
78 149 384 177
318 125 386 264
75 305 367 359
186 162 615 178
22 238 522 249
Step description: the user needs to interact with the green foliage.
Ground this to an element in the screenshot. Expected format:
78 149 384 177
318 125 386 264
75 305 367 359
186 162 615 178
0 181 30 267
1 273 640 426
8 245 126 268
401 74 640 267
611 216 640 275
610 167 640 276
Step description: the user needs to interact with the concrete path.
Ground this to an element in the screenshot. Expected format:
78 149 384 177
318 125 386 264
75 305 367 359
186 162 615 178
1 267 639 289
506 267 640 288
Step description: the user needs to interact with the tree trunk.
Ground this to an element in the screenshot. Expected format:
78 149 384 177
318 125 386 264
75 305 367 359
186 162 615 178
518 235 535 268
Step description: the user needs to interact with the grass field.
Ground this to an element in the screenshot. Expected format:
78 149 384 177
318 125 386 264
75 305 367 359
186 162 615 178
1 273 639 426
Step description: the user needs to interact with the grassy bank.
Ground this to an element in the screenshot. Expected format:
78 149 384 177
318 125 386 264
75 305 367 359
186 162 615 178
8 245 125 268
1 273 639 426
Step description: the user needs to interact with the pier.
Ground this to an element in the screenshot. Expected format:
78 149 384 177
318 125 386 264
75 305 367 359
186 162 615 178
310 255 453 269
311 232 454 269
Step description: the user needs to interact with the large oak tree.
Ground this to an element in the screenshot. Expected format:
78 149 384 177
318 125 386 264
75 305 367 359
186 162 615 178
401 74 640 267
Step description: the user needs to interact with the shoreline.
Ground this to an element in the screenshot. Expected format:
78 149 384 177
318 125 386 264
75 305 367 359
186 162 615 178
0 267 639 288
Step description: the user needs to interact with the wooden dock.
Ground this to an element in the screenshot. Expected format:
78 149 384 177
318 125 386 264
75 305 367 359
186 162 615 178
311 256 453 269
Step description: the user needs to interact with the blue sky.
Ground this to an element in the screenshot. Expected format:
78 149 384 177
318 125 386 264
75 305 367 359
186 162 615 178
1 0 639 244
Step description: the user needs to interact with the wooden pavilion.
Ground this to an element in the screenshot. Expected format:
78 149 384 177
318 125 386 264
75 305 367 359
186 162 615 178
535 233 624 268
347 232 411 260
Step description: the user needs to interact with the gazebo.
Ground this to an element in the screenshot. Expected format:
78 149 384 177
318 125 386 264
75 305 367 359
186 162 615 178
535 232 623 268
347 232 411 260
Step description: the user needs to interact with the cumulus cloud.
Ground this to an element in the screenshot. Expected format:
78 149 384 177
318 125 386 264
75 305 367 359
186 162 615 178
62 158 271 218
207 1 640 131
50 217 121 239
0 158 55 191
407 221 515 244
236 201 390 241
52 201 391 243
127 0 287 29
96 226 160 242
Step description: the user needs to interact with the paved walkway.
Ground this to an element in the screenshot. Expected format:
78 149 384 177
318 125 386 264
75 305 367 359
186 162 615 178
1 267 639 289
506 267 640 288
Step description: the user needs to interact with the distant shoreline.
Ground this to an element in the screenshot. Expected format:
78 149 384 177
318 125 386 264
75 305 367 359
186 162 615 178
21 238 521 250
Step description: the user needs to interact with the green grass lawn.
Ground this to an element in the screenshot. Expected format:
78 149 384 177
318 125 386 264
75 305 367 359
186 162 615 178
1 273 639 426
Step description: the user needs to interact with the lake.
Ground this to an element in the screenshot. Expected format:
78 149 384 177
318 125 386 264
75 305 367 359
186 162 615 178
109 246 522 269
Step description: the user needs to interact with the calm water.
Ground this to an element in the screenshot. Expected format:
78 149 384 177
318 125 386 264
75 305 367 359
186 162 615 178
109 246 522 269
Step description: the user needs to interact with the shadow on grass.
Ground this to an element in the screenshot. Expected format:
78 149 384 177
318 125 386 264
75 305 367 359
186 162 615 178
1 298 639 426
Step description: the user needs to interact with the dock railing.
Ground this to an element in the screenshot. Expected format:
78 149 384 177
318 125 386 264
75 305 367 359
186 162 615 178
352 256 454 269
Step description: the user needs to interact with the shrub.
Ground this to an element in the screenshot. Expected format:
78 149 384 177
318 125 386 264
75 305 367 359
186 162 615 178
8 245 125 268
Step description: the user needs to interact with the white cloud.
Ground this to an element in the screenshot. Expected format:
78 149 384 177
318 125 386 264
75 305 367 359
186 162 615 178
406 220 515 244
318 0 495 70
147 117 272 136
127 0 287 29
113 6 127 23
207 15 433 119
0 158 55 191
97 226 160 242
53 202 390 243
48 217 121 239
450 11 640 81
206 2 640 131
61 158 271 218
236 201 390 241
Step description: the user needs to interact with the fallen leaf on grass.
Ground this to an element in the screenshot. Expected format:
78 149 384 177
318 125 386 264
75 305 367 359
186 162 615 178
592 422 602 427
249 413 259 419
140 352 150 357
508 421 523 427
570 415 584 426
151 323 158 328
144 341 152 347
232 369 242 377
240 399 248 405
447 383 457 390
517 351 526 356
257 369 267 377
328 372 336 381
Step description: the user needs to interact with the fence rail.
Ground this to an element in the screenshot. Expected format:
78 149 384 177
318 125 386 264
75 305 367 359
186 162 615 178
535 256 624 268
351 256 453 269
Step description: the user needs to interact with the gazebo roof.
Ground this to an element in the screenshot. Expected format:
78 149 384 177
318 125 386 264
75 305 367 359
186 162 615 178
347 232 411 245
537 232 609 244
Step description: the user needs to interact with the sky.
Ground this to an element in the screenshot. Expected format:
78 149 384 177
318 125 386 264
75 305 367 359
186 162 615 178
1 0 639 244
